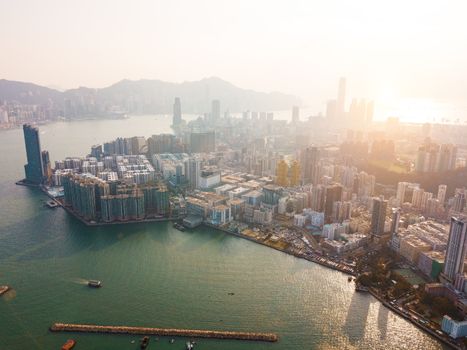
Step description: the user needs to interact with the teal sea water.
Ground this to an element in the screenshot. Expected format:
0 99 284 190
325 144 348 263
0 116 446 349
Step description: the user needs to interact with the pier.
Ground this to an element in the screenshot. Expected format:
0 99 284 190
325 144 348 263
50 323 279 342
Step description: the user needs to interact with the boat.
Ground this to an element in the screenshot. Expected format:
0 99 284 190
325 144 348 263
87 280 102 288
186 341 194 350
170 338 175 343
173 222 186 232
45 200 58 208
140 336 150 349
0 285 10 296
61 339 76 350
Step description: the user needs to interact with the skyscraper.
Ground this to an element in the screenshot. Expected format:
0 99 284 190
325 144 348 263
173 97 182 126
437 184 447 204
443 217 467 283
336 77 346 120
301 147 320 185
22 124 44 184
185 157 201 190
211 99 220 121
324 185 343 222
390 208 401 236
370 197 388 235
292 106 300 123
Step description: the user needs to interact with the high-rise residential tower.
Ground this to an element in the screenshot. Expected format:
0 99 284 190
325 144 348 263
23 124 44 184
211 100 221 121
437 184 447 204
173 97 182 126
336 77 346 120
443 217 467 283
292 106 300 123
370 197 388 235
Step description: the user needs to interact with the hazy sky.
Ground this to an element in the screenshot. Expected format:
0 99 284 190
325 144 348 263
1 0 467 117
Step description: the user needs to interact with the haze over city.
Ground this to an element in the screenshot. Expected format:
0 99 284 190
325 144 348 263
2 0 467 122
1 1 467 350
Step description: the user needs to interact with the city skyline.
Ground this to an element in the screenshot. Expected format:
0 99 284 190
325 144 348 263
2 1 467 123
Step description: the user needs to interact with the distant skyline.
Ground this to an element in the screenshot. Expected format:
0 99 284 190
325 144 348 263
1 0 467 122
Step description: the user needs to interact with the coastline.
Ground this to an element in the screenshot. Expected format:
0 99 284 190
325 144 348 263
17 181 460 349
366 288 461 350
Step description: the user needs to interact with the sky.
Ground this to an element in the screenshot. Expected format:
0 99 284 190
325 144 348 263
1 0 467 121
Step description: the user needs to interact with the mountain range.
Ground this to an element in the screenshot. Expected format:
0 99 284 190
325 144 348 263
0 77 301 117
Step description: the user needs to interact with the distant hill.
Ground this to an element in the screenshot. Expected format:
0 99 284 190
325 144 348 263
0 77 301 117
0 79 63 105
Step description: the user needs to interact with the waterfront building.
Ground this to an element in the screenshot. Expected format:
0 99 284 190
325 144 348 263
399 236 432 264
41 150 52 181
418 251 445 279
211 204 231 225
442 316 467 339
442 217 467 283
370 197 387 235
22 124 44 184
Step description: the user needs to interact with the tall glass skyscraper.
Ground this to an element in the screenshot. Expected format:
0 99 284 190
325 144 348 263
23 124 44 184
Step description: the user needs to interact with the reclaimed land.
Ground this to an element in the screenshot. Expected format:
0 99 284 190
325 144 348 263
50 323 278 342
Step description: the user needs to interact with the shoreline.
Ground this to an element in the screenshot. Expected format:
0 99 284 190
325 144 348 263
366 288 461 350
16 181 460 348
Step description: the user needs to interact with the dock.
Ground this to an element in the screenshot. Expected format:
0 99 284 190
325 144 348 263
50 323 278 342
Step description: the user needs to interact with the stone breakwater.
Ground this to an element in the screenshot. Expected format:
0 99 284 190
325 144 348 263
50 323 279 342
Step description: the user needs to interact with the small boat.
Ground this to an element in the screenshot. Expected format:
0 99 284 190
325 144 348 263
140 336 150 349
186 341 194 350
45 200 59 208
0 285 10 296
87 280 102 288
170 338 175 343
173 222 186 232
61 339 76 350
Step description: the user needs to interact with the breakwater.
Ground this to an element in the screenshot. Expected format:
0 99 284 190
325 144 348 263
50 323 279 342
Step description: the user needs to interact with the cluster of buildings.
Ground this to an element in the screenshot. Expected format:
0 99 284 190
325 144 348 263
415 140 458 173
0 102 61 129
